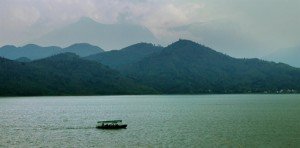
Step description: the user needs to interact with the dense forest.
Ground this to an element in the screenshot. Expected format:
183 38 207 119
86 39 300 94
0 53 155 96
85 42 163 69
117 40 300 94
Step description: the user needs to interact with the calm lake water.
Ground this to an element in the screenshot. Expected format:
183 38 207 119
0 95 300 147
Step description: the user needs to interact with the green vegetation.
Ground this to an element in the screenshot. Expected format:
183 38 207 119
0 53 156 96
85 43 162 69
120 40 300 94
1 39 300 96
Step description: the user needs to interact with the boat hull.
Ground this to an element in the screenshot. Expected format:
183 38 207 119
96 124 127 129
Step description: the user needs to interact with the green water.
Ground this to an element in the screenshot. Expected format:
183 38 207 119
0 95 300 147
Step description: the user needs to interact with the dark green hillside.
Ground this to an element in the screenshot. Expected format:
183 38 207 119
86 43 163 69
0 53 156 96
1 40 300 95
121 39 300 94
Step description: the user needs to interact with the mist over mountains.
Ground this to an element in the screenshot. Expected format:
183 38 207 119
31 17 158 50
3 16 298 67
263 46 300 68
1 39 300 96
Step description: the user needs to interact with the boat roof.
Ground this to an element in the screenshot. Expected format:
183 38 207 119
97 120 122 123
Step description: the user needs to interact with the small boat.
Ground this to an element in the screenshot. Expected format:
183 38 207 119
96 120 127 129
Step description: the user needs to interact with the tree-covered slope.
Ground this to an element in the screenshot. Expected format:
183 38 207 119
121 39 300 94
85 43 163 69
1 40 300 95
0 53 156 96
0 57 45 95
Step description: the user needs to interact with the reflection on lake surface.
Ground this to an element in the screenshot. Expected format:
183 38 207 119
1 95 300 147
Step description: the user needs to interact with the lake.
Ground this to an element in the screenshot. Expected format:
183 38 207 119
1 95 300 147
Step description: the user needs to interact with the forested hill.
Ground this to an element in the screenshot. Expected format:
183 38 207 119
85 43 163 69
1 39 300 96
0 53 156 96
119 39 300 94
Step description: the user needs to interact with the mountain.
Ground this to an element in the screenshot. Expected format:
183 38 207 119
63 43 104 57
0 44 61 60
1 39 300 95
32 17 157 50
263 46 300 68
0 43 104 60
85 43 163 69
120 39 300 94
0 53 155 96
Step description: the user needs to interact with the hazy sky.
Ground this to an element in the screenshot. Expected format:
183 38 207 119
1 0 300 57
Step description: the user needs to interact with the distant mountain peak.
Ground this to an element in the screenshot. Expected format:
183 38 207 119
0 43 104 60
75 17 102 26
67 43 97 48
171 39 204 47
134 42 154 46
30 16 158 49
23 44 41 48
1 45 16 48
124 42 156 50
85 42 163 69
163 39 211 55
64 43 104 56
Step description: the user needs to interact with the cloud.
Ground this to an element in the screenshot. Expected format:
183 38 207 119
1 0 203 28
170 20 265 57
0 1 39 29
1 0 300 58
200 0 300 51
140 2 204 41
0 0 204 45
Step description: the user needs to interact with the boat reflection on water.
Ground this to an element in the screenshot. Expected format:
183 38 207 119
96 120 127 129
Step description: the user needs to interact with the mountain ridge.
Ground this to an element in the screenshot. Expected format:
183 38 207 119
85 42 163 69
31 17 158 50
119 39 300 93
1 39 300 95
0 43 104 60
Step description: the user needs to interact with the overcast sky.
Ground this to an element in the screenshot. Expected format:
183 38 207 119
1 0 300 57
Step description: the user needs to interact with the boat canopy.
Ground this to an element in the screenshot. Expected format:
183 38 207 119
97 120 122 123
